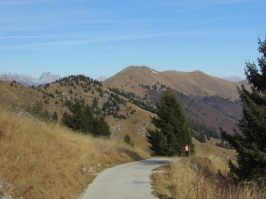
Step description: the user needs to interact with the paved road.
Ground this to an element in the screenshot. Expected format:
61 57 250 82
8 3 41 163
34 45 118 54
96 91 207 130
78 158 172 199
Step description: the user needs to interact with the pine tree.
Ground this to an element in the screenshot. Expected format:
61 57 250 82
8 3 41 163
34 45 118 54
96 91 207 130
61 101 110 137
221 38 266 181
93 115 111 137
146 87 194 156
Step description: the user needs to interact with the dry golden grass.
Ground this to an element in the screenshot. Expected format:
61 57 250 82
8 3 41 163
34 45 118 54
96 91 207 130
0 79 155 151
153 159 266 199
192 138 237 176
152 140 265 199
0 107 150 199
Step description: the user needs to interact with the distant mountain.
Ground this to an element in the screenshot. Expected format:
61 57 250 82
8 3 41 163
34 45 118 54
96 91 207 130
0 66 248 148
103 66 248 135
0 72 61 86
223 75 245 82
0 66 248 137
96 75 108 82
103 66 244 101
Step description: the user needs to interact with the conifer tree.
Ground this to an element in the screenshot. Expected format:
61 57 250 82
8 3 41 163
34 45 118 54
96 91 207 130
61 101 110 137
146 87 193 156
221 38 266 181
93 115 111 137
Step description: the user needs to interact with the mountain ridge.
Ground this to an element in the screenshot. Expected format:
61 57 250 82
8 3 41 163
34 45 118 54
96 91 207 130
103 66 245 101
0 67 243 87
103 65 247 135
0 72 61 86
223 75 245 82
0 72 108 86
1 66 247 138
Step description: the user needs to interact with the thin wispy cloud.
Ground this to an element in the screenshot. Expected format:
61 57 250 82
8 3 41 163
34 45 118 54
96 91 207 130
0 0 35 6
152 0 261 7
0 26 243 51
0 0 265 79
41 0 59 4
212 0 257 5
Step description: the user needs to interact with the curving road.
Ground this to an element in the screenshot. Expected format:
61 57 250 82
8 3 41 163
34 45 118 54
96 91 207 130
78 158 172 199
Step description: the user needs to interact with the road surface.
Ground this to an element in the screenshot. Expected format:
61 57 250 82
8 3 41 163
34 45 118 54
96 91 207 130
78 158 172 199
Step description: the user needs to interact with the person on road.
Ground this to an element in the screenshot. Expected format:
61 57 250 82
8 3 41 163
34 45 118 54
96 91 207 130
184 144 190 157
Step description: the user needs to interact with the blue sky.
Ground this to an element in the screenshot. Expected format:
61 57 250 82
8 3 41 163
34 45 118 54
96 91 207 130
0 0 265 79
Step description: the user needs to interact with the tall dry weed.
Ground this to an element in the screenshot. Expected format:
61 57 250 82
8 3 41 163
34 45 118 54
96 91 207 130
152 158 265 199
0 109 150 199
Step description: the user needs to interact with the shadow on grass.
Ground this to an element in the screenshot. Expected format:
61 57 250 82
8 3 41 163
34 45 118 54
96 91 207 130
123 148 145 161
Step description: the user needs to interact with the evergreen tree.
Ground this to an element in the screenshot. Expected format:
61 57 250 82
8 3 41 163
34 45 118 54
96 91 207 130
61 101 110 137
93 115 111 137
146 87 194 156
221 38 266 181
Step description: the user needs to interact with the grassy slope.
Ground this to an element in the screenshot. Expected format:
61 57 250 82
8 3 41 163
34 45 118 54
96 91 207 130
103 66 245 135
151 139 265 199
0 77 251 198
0 108 150 199
0 79 155 151
0 77 154 181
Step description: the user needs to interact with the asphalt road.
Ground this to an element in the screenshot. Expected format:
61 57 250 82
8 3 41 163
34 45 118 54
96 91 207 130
78 158 172 199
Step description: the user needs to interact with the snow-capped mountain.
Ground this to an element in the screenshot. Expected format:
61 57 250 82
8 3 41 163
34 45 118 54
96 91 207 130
0 72 61 87
222 75 245 82
96 75 108 82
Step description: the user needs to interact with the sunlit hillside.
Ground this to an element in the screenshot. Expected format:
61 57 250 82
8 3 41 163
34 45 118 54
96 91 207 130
103 66 245 101
0 77 245 199
0 104 150 198
0 78 156 150
0 68 244 149
103 66 246 134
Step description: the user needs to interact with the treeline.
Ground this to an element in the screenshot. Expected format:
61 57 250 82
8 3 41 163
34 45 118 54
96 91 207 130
108 87 157 113
189 119 219 143
102 93 127 119
109 86 221 143
55 74 102 87
139 82 167 90
189 119 234 149
107 87 141 99
40 75 133 120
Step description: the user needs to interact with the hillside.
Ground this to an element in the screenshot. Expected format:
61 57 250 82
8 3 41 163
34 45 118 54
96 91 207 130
0 102 150 199
0 73 240 198
1 66 246 144
103 66 246 135
0 104 237 199
0 77 155 150
104 66 243 100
